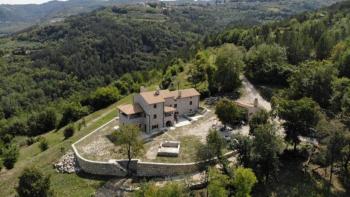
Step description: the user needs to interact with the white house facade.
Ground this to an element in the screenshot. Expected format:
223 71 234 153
118 88 200 133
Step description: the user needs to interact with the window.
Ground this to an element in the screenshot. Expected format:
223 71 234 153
174 104 177 108
153 114 157 119
153 104 157 108
139 124 142 128
190 101 193 105
152 125 158 129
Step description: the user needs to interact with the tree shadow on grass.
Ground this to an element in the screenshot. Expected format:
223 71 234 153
253 152 346 197
76 170 114 185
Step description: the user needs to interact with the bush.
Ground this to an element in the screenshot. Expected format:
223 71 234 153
2 144 19 169
26 137 36 146
17 168 53 197
63 125 75 139
39 138 49 152
87 86 120 110
27 108 57 136
58 102 90 128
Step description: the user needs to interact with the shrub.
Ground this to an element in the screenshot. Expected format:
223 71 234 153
2 144 19 169
87 86 120 110
58 102 90 128
63 125 75 139
39 138 49 152
27 108 57 136
17 168 53 197
26 137 36 146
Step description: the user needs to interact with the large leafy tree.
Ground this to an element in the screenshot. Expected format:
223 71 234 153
206 129 226 159
86 86 120 110
324 130 348 185
249 109 269 134
208 167 229 197
252 123 284 182
316 32 336 60
215 98 246 127
288 60 338 108
275 98 320 151
2 144 19 169
232 167 257 197
17 168 53 197
245 43 293 86
214 44 244 93
26 108 57 136
230 134 253 167
330 78 350 126
112 124 143 175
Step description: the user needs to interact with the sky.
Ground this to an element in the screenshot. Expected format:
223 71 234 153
0 0 64 5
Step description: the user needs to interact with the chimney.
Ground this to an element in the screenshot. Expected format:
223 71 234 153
254 98 259 108
155 87 160 96
178 90 182 98
140 86 146 93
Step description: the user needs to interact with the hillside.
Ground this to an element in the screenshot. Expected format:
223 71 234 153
0 0 145 34
0 1 341 140
1 1 350 196
0 0 342 35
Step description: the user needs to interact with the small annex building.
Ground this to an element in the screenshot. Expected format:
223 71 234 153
118 87 200 133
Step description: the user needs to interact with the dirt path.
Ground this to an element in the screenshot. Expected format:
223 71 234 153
237 77 271 111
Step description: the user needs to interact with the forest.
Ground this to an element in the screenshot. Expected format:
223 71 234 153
0 1 335 149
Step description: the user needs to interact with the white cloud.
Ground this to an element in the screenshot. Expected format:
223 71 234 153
0 0 61 5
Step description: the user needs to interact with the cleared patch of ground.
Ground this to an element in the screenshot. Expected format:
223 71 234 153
238 77 271 111
75 119 121 161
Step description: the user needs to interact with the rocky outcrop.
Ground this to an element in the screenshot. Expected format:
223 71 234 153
54 151 81 173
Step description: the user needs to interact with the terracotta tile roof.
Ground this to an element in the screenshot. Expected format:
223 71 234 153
234 101 254 109
164 106 176 112
139 90 169 104
140 88 200 104
117 104 143 115
170 88 200 98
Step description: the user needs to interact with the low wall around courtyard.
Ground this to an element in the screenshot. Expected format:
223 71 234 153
73 139 236 177
71 115 237 177
136 151 235 177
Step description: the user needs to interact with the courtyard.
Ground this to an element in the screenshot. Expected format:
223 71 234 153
74 108 245 163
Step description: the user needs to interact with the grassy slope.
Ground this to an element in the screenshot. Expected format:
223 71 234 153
0 95 132 197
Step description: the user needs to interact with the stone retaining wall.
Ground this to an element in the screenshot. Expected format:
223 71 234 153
73 139 235 177
72 116 237 177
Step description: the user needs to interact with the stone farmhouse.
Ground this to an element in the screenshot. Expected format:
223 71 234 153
118 87 200 133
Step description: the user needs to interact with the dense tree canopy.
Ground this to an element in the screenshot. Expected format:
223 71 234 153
215 98 247 127
17 168 52 197
245 43 293 86
275 98 321 151
213 44 244 93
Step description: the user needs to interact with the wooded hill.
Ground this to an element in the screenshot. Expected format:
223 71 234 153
0 1 336 139
0 1 350 196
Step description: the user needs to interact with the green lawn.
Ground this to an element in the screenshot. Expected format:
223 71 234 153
0 95 132 197
142 135 204 163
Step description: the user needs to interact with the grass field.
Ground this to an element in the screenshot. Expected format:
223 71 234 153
0 95 132 197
